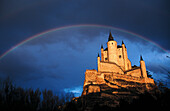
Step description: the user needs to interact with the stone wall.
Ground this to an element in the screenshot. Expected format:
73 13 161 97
107 41 118 63
103 50 108 61
82 33 155 97
127 59 132 70
125 67 141 77
104 72 154 84
117 47 124 68
88 85 100 93
100 62 124 74
83 70 154 95
84 69 97 86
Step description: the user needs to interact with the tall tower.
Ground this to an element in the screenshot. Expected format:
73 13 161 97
122 41 128 71
107 32 118 64
101 45 104 61
140 56 147 78
97 53 100 72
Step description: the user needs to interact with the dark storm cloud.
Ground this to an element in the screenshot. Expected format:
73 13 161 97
0 26 169 94
0 0 169 55
0 0 170 94
1 27 167 81
0 50 36 75
24 27 106 53
0 45 63 82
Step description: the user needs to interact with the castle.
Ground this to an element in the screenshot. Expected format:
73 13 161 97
82 32 154 95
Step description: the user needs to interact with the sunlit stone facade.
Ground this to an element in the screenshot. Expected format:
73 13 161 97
82 32 154 95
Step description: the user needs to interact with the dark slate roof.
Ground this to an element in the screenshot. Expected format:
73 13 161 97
117 45 122 48
140 55 143 61
132 65 137 68
101 44 103 49
108 32 114 41
104 47 108 51
122 40 124 44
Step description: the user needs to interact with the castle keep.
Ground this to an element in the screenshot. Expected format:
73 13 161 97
82 32 154 95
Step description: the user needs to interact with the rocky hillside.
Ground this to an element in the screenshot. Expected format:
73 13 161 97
62 80 170 111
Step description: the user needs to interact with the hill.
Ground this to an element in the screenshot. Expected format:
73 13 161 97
63 81 170 111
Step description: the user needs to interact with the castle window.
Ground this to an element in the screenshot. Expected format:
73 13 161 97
105 58 107 60
112 43 113 45
119 55 121 58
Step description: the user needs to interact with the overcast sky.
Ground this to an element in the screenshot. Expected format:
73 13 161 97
0 0 169 96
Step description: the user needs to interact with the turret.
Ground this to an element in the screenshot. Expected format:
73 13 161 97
140 55 147 78
122 40 124 45
122 40 128 71
101 45 104 61
108 32 114 41
97 53 100 72
107 32 118 63
140 55 143 61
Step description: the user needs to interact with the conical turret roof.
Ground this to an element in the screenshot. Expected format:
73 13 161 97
122 40 124 44
101 44 103 49
108 32 114 41
98 53 100 57
140 55 143 61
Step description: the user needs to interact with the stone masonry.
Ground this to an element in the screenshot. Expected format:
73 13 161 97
82 32 154 95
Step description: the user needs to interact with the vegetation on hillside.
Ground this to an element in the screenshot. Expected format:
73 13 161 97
63 81 170 111
0 78 74 111
0 77 169 111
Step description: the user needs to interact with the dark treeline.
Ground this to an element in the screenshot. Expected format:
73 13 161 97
0 78 74 111
1 77 170 111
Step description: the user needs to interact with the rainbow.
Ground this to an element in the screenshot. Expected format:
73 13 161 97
0 24 168 60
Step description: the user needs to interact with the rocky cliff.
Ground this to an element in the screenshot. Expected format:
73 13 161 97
69 78 157 111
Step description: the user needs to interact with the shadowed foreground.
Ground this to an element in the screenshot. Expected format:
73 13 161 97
0 78 74 111
0 78 169 111
63 82 170 111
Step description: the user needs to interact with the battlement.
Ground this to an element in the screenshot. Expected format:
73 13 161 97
82 32 154 95
104 72 154 84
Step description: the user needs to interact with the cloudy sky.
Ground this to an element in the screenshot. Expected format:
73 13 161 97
0 0 170 96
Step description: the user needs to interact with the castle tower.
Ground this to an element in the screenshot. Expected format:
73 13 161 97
82 32 155 96
101 45 104 61
140 56 147 78
122 41 128 71
107 32 118 64
97 53 100 72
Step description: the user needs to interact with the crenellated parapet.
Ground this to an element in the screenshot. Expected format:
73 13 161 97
82 32 154 95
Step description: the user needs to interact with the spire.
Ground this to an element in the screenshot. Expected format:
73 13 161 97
140 55 143 61
98 53 100 57
101 44 103 49
108 32 114 41
122 40 124 45
122 40 126 48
